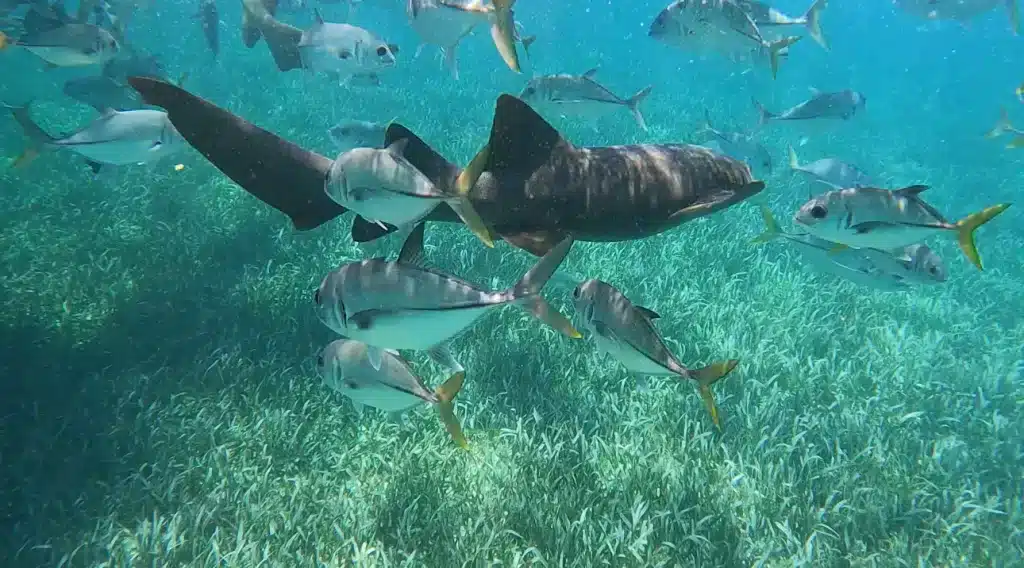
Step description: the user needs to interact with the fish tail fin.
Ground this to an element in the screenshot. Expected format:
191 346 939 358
803 0 828 49
986 107 1013 138
1006 0 1020 35
954 203 1011 270
751 205 783 244
1007 135 1024 148
626 85 653 131
766 36 801 79
689 359 739 430
434 371 469 449
489 0 521 73
787 145 800 171
511 236 582 339
241 0 304 71
5 101 53 168
752 97 775 125
519 34 536 58
0 31 12 50
442 46 459 80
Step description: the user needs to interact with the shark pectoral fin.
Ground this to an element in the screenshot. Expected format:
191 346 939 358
636 306 661 320
434 370 468 449
427 344 463 373
351 215 398 243
497 230 567 257
669 202 716 223
689 359 739 431
367 346 384 371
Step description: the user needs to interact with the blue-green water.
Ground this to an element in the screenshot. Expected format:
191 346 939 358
1 1 1022 566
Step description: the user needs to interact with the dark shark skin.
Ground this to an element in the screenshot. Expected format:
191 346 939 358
127 77 764 256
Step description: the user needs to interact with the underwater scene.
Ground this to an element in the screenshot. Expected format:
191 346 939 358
1 0 1023 565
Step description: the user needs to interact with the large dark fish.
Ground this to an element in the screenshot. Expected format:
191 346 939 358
196 0 218 57
126 77 765 256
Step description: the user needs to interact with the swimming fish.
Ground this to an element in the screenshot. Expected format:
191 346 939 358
702 109 773 174
787 145 873 188
316 338 468 448
753 205 947 290
572 278 738 429
313 222 580 370
735 0 828 48
405 0 520 79
324 140 495 247
7 103 183 173
328 119 389 151
985 107 1024 148
126 78 765 256
648 0 801 78
753 88 866 125
62 75 144 111
517 68 653 130
102 51 166 83
195 0 219 57
894 0 1019 35
11 5 120 67
794 185 1010 270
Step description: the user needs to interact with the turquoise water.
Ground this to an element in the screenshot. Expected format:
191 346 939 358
1 1 1022 566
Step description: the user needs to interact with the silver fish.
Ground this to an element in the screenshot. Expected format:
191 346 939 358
786 145 872 188
753 88 866 125
13 8 119 67
328 119 389 151
734 0 828 48
703 109 772 174
7 104 183 172
316 338 468 447
985 107 1024 149
324 139 494 246
572 278 738 429
299 10 397 81
794 185 1010 270
894 0 1019 34
406 0 520 79
313 223 580 369
518 68 653 130
648 0 801 79
753 205 947 290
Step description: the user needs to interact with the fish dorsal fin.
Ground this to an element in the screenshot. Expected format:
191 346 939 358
582 67 599 79
895 184 929 198
397 222 427 266
636 306 661 320
386 138 409 157
313 7 325 25
808 86 821 96
384 123 459 190
486 94 570 182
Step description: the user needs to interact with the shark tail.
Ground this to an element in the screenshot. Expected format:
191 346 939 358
751 205 784 244
766 35 802 79
434 371 468 449
954 203 1011 271
986 107 1014 138
803 0 828 49
510 235 582 339
5 101 54 169
626 85 653 131
489 0 521 73
689 360 739 430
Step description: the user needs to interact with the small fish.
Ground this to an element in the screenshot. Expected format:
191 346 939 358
13 6 120 67
313 222 580 370
753 205 947 290
787 145 872 188
6 103 184 173
985 107 1024 148
572 278 738 429
195 0 219 57
753 88 866 125
735 0 828 48
62 75 144 112
894 0 1019 35
703 109 772 174
328 119 389 151
518 68 653 130
648 0 801 79
794 185 1010 270
316 338 468 447
1017 82 1024 102
324 139 495 247
406 0 521 79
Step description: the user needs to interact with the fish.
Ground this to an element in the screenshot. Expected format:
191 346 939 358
894 0 1019 35
405 0 520 79
787 145 873 188
195 0 219 57
702 109 773 174
753 88 866 125
316 338 468 448
62 75 144 111
735 0 828 48
328 119 389 151
324 139 495 247
985 107 1024 148
313 222 581 371
753 205 948 290
102 51 166 82
0 29 9 48
241 0 398 83
11 5 120 67
648 0 802 79
6 103 184 173
1017 82 1024 102
517 68 653 130
793 185 1011 270
126 78 765 256
572 278 738 429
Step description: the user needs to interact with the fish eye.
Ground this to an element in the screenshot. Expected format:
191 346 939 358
810 205 828 219
339 127 351 136
339 49 352 59
929 265 938 275
572 286 581 299
376 46 388 57
316 354 324 367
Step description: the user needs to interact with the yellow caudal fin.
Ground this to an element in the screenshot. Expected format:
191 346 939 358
751 204 783 244
456 143 490 196
689 359 739 430
955 203 1011 270
986 107 1013 139
489 0 521 73
447 197 495 248
1007 135 1024 149
435 371 468 449
787 145 800 171
767 36 802 80
803 0 828 50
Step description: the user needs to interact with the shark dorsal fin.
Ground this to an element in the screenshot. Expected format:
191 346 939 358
485 94 570 182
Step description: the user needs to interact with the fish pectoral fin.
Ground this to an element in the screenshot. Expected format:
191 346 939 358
367 346 384 371
427 344 464 373
497 230 568 257
85 160 104 175
636 306 661 320
351 215 398 243
347 309 386 331
848 221 894 234
148 141 163 151
397 222 428 265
